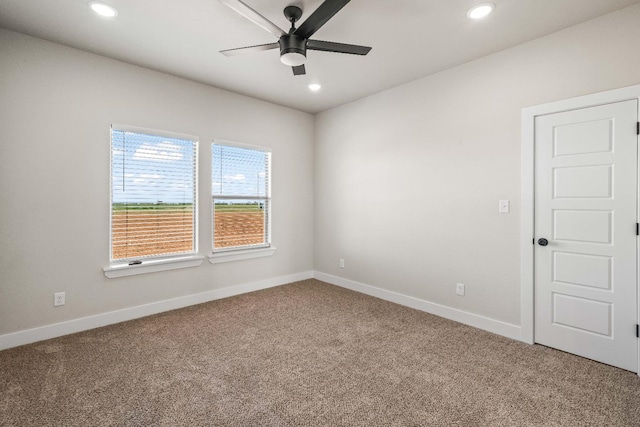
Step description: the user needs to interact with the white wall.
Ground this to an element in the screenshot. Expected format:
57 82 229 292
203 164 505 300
314 5 640 326
3 4 640 344
0 29 314 336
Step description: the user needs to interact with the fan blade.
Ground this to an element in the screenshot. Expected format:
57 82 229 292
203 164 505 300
307 40 371 55
219 0 285 38
220 42 279 56
294 0 350 39
292 65 306 76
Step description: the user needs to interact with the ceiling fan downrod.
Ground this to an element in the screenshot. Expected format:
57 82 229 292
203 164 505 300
283 5 303 32
280 6 306 66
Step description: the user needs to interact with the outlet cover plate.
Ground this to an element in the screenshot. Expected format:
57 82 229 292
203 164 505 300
54 292 65 307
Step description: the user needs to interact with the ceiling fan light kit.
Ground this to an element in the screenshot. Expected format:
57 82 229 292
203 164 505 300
219 0 372 76
279 33 307 66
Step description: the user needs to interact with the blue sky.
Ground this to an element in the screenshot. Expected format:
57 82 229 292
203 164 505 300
112 131 268 204
111 130 195 204
212 143 268 199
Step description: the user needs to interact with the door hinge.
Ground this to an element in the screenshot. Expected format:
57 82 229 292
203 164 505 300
636 223 639 236
637 121 639 135
637 324 639 338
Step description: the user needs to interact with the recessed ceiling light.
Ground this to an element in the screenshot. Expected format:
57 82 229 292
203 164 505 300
308 84 321 92
89 1 118 17
467 3 494 20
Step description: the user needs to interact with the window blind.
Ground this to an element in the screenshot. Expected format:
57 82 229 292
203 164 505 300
212 143 271 251
111 127 197 261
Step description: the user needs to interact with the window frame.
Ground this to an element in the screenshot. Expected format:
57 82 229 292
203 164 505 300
210 139 273 258
105 124 202 277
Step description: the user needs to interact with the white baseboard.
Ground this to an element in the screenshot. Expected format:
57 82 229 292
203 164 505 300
0 271 524 351
314 271 523 342
0 271 314 351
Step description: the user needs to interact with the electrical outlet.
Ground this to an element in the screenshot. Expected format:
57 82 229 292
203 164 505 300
339 258 345 269
456 283 465 296
54 292 65 307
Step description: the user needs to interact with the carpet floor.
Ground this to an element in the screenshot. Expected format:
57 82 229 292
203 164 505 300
1 279 639 426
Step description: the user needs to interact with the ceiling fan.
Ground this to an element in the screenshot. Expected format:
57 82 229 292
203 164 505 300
219 0 372 75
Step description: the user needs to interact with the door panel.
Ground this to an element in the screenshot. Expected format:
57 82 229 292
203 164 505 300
553 210 612 243
553 252 612 289
554 165 612 198
552 293 611 336
534 99 638 372
553 118 612 156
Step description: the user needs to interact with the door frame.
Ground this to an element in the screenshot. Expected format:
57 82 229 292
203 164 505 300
520 84 640 374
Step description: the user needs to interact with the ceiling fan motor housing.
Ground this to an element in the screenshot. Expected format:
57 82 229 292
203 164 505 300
279 34 307 66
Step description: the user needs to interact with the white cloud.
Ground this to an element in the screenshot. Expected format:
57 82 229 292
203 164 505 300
132 173 161 185
224 173 245 181
133 141 184 161
170 182 189 190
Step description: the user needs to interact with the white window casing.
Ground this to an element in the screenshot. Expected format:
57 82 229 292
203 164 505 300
211 140 273 262
105 124 199 277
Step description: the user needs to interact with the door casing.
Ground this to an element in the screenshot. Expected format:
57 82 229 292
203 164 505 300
521 84 640 376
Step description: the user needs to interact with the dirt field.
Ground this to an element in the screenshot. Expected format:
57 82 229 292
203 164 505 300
213 211 265 249
112 209 264 260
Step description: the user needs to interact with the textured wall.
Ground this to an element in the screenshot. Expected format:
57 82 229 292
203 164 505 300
0 29 314 335
314 5 640 326
3 4 640 339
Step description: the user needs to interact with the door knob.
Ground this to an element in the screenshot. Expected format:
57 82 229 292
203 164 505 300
538 238 549 246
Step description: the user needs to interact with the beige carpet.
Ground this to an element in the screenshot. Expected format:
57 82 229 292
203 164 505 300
1 279 639 426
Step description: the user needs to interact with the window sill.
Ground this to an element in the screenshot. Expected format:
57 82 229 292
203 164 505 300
208 246 276 264
103 255 205 278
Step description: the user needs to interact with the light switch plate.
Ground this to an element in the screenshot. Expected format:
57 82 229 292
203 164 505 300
499 200 510 214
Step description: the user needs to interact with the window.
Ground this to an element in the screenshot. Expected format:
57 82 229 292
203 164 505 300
110 125 198 263
212 142 271 252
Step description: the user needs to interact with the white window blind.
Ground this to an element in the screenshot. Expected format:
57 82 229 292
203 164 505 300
212 142 271 251
111 126 198 262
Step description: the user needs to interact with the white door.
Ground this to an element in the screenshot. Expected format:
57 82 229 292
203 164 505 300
534 99 638 372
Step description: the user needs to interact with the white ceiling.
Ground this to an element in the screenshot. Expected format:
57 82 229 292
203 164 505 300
0 0 638 113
